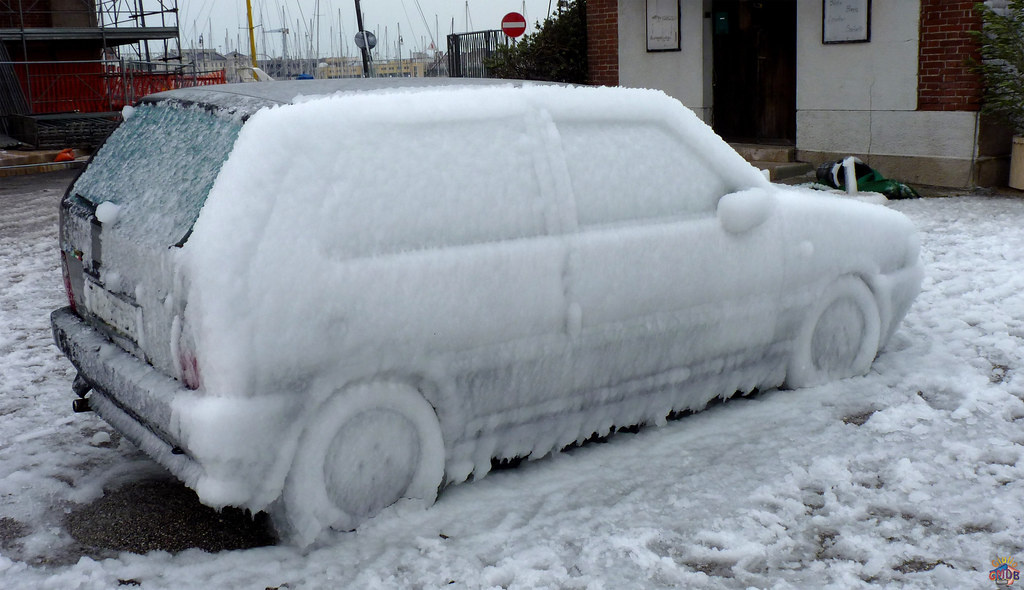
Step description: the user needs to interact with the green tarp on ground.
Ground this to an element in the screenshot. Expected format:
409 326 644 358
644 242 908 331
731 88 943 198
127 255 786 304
816 158 921 200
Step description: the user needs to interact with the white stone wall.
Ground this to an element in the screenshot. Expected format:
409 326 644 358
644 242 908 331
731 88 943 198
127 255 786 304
611 0 986 185
795 0 978 164
797 0 919 112
617 0 712 122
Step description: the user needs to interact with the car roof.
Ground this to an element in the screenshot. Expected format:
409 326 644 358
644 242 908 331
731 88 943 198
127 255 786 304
141 78 558 119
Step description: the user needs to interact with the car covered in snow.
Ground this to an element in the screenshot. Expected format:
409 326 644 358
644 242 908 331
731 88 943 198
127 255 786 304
51 78 922 545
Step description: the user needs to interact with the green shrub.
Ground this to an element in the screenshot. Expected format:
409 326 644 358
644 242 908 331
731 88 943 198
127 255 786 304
486 0 588 84
973 0 1024 134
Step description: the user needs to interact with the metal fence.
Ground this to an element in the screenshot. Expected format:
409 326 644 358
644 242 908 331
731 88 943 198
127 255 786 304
1 60 225 115
447 30 508 78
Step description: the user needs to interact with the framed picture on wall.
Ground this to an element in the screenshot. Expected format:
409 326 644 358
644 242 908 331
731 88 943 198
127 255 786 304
822 0 871 44
647 0 681 52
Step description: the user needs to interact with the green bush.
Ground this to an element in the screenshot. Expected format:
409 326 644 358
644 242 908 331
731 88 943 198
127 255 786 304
486 0 588 84
973 0 1024 135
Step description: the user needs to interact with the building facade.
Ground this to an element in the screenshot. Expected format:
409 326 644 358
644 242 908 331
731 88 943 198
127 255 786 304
588 0 1011 188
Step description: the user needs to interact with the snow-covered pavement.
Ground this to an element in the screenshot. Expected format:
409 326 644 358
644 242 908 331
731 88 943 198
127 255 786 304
1 171 1022 589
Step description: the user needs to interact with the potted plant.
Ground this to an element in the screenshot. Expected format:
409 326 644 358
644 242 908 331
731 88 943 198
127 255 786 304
974 0 1024 189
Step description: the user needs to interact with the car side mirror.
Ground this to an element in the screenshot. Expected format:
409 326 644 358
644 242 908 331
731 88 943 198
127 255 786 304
717 188 776 234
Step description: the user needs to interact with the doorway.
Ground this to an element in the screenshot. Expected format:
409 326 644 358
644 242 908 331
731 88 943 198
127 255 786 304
711 0 797 144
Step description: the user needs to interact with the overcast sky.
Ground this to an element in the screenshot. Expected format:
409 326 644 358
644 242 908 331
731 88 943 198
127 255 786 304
177 0 553 60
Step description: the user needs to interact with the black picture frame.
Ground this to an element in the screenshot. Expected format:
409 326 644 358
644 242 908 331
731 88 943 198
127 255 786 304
647 0 681 52
822 0 871 44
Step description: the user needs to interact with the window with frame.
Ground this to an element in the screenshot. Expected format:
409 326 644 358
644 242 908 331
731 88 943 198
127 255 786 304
316 117 550 258
557 121 730 227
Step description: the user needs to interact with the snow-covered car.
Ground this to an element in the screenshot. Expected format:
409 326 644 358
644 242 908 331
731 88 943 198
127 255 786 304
51 79 922 545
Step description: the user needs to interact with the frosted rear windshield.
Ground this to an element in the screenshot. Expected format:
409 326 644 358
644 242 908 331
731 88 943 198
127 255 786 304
72 103 243 247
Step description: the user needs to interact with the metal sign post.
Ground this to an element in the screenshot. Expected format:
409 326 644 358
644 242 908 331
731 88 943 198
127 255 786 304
354 0 371 77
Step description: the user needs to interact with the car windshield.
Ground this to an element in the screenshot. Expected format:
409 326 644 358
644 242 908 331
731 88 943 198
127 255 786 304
71 103 243 247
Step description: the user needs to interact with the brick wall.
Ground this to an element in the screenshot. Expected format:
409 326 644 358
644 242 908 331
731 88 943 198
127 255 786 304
918 1 983 111
587 0 618 86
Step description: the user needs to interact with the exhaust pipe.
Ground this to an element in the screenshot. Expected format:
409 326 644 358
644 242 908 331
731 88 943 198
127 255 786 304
72 397 92 413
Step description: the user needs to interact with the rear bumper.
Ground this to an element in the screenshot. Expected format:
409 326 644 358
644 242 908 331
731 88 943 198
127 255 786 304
50 306 295 510
51 306 206 489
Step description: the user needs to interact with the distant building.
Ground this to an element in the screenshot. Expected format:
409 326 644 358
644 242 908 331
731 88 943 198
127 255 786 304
371 59 428 78
315 57 364 79
180 49 229 74
312 56 432 79
224 50 255 82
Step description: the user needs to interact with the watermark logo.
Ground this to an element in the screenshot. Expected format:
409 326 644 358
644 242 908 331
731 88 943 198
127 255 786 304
991 556 1020 587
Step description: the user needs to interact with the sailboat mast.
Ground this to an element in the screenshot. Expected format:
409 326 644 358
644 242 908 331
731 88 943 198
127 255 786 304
246 0 258 68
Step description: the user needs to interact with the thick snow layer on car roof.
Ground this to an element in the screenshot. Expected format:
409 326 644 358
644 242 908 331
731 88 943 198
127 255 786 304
144 78 552 118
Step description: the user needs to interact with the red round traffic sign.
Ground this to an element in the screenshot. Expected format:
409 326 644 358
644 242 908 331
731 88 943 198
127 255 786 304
501 12 527 38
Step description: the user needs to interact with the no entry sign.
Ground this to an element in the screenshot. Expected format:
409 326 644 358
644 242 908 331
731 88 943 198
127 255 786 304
501 12 527 38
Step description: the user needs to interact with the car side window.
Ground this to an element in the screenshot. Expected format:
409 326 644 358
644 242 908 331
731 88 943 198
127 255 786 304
557 122 730 227
320 118 549 258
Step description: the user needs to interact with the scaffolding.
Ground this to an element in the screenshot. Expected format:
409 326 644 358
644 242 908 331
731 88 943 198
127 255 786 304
0 1 182 62
0 1 224 146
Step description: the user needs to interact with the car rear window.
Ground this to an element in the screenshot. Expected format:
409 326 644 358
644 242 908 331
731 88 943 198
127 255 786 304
71 103 243 247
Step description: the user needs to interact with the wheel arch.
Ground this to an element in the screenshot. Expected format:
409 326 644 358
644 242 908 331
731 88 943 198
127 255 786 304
784 273 883 389
852 270 893 351
275 375 448 545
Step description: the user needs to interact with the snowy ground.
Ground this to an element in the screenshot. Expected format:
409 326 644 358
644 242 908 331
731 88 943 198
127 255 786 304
1 171 1022 589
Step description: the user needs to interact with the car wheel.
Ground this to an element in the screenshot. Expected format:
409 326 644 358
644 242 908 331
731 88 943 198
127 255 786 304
281 382 445 546
785 276 881 389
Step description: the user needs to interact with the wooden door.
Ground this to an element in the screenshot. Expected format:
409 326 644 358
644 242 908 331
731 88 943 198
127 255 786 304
711 0 797 143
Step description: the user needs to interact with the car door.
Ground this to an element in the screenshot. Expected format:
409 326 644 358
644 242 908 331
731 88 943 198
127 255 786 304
285 109 575 425
554 120 785 398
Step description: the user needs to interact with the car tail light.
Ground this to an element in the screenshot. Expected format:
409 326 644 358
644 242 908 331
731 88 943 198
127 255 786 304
60 251 77 314
173 317 202 390
179 347 202 390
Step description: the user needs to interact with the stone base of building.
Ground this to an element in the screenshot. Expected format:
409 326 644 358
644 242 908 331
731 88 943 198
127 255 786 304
796 150 1011 190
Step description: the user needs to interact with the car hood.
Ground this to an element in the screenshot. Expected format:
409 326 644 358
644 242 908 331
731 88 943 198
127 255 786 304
771 185 920 283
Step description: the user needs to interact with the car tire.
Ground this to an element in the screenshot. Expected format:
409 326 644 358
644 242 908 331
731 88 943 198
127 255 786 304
785 276 881 389
280 382 445 546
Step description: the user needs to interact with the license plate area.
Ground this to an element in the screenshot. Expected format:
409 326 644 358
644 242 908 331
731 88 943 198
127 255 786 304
83 279 141 343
